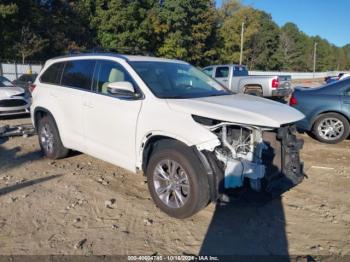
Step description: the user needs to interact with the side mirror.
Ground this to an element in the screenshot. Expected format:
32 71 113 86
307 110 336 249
107 81 135 97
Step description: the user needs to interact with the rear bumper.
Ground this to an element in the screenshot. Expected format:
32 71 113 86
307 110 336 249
271 88 292 97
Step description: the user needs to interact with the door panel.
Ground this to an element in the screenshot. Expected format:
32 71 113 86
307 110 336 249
83 60 142 171
55 59 95 151
342 87 350 117
214 66 230 88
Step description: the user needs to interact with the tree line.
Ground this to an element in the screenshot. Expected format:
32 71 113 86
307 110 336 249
1 0 349 71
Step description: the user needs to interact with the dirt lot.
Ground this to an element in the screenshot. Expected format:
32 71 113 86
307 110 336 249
0 115 349 257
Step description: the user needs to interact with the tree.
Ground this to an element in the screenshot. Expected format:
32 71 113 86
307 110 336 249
92 0 156 54
0 2 18 59
218 5 281 70
152 0 218 66
15 26 48 64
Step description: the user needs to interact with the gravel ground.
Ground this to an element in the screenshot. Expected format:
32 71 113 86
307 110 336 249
0 114 349 257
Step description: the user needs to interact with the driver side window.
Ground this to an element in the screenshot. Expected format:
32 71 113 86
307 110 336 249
93 60 133 95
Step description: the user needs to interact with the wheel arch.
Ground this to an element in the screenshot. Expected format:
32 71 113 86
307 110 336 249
311 110 350 128
243 84 263 94
139 134 190 174
33 107 55 130
33 107 65 146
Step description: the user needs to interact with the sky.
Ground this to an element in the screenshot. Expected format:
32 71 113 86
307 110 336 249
216 0 350 47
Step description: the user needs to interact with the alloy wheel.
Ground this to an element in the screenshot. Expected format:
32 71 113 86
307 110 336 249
317 117 344 141
153 159 190 209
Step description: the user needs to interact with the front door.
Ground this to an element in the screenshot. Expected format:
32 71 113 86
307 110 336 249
214 66 230 88
83 60 143 171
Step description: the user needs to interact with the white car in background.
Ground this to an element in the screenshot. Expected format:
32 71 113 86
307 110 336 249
31 53 305 218
339 73 350 81
0 76 31 116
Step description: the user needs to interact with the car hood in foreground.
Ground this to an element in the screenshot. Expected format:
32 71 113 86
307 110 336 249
0 87 25 99
167 94 305 128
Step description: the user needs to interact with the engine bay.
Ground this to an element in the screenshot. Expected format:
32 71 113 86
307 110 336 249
193 115 305 197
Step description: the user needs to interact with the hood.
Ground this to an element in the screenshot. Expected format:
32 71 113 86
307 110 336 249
166 94 305 128
0 87 25 99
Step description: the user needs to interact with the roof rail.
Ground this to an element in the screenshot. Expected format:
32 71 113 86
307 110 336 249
66 47 154 57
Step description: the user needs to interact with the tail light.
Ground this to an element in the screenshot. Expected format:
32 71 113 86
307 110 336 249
271 78 279 88
29 84 36 93
290 94 298 106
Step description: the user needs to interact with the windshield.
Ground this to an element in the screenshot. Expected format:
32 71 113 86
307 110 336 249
129 61 231 99
0 76 14 87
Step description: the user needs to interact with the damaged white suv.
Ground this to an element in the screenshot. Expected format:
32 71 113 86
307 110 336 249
31 53 305 218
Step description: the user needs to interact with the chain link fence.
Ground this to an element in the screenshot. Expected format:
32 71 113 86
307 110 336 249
0 61 43 81
1 60 349 81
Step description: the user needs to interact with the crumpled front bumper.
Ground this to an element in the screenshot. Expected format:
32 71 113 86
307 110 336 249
198 124 305 201
262 125 305 197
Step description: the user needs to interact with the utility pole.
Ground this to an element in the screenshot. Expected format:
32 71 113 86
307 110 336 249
239 22 245 65
313 42 318 78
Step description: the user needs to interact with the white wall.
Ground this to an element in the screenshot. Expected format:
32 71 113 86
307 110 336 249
1 63 43 81
249 70 350 80
1 62 349 81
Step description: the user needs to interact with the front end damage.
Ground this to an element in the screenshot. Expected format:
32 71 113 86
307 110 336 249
195 117 305 199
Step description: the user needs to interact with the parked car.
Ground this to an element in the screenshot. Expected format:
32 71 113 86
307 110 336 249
31 53 305 218
202 64 292 98
339 73 350 81
325 73 350 84
291 78 350 144
12 73 38 91
0 76 31 116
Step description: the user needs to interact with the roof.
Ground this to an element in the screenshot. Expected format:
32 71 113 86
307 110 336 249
203 64 247 68
46 53 187 64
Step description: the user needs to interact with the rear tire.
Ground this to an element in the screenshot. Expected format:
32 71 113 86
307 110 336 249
312 113 350 144
146 140 210 219
37 115 69 159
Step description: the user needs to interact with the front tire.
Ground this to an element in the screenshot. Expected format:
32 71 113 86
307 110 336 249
312 113 350 144
37 115 69 159
146 140 210 219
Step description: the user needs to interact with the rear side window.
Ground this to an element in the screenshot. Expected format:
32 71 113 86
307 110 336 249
233 66 248 76
40 62 64 84
215 67 229 78
61 60 95 90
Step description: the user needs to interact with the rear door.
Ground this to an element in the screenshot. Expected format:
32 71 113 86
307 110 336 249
82 59 143 171
342 85 350 117
231 65 248 92
51 59 95 151
214 66 230 88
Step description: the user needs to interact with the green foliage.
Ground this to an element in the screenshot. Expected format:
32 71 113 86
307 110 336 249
152 0 218 66
92 0 155 53
0 0 349 71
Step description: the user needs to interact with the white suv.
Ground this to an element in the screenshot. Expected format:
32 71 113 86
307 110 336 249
31 53 305 218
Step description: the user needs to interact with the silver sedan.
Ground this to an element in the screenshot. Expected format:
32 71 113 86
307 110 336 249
0 76 31 116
